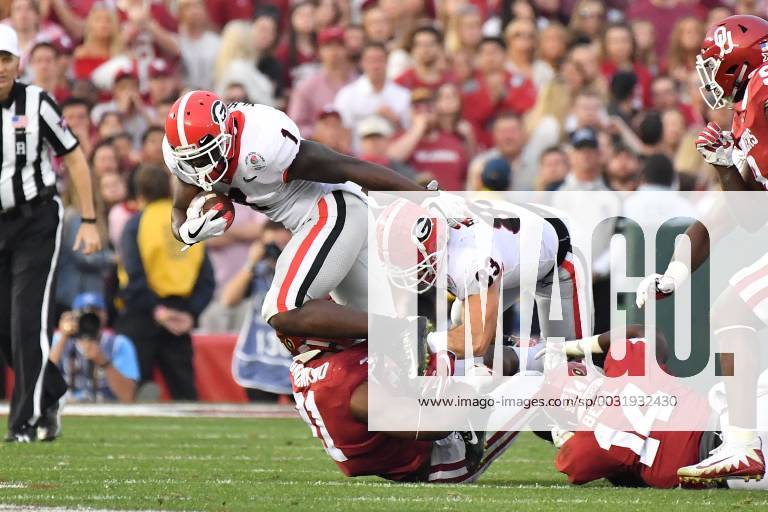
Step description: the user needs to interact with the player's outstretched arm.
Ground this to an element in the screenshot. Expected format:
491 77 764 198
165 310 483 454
171 178 203 242
445 281 500 358
285 140 424 192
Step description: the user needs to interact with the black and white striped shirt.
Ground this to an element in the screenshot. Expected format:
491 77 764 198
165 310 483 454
0 81 79 212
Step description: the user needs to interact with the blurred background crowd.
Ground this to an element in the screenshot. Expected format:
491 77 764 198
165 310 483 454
1 0 760 401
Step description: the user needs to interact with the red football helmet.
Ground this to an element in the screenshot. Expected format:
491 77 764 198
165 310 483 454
376 199 447 293
165 90 234 191
696 15 768 109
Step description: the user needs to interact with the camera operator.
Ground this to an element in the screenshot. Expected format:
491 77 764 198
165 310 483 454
50 293 139 405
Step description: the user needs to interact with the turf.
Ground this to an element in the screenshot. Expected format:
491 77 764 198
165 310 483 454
0 416 766 511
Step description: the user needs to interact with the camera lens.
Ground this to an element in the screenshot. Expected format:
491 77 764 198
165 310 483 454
76 312 101 340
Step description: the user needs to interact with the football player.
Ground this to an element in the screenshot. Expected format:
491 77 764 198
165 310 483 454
377 198 587 368
546 326 768 490
635 15 768 483
286 334 521 483
162 91 449 353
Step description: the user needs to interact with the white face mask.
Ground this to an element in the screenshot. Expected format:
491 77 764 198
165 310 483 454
171 131 233 191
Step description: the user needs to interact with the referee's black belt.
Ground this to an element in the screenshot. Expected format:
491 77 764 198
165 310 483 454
544 216 572 267
0 186 58 222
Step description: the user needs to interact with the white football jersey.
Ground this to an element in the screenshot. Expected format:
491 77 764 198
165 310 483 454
445 203 560 301
163 102 363 232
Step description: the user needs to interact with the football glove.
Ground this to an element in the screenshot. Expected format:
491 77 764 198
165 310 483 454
635 261 689 309
178 209 227 246
696 121 735 167
422 182 470 228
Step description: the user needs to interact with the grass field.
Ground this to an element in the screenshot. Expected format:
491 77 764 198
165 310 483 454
0 416 766 511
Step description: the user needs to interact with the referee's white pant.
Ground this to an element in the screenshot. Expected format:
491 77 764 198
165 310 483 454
0 197 68 433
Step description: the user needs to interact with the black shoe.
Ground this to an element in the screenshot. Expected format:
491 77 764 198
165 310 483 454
37 403 61 442
4 424 37 443
459 427 486 474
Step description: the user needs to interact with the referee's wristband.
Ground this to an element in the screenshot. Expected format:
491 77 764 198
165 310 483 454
81 217 97 224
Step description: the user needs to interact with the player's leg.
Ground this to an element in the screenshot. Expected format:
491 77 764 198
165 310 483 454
678 259 767 484
263 191 368 338
535 253 586 342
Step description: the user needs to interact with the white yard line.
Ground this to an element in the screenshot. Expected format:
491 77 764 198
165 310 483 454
0 402 296 419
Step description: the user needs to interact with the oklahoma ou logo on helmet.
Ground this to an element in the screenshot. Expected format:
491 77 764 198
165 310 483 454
211 99 228 125
714 25 735 56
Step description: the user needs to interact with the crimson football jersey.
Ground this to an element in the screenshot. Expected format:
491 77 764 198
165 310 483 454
290 344 432 479
731 63 768 189
555 338 708 488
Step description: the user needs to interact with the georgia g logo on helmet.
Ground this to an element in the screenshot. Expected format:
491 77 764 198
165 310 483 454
412 217 433 244
211 99 228 126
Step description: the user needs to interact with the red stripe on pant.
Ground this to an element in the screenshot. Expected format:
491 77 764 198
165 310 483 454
277 197 329 312
560 259 582 339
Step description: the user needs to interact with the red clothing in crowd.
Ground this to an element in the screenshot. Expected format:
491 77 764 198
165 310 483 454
72 55 109 80
204 0 254 29
116 2 177 33
394 68 454 93
460 70 536 149
626 0 698 62
601 61 654 108
407 130 469 191
275 38 316 89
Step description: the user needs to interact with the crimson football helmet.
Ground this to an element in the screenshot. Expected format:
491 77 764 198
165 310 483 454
696 15 768 109
165 90 234 191
376 199 447 293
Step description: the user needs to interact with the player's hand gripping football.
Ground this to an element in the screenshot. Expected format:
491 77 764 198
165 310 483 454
178 209 227 247
695 121 735 167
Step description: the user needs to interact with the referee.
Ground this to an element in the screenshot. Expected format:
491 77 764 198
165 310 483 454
0 25 101 442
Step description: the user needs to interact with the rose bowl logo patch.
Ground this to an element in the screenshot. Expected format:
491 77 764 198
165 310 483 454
246 152 267 171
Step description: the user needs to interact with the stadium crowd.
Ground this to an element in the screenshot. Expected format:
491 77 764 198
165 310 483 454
0 0 758 400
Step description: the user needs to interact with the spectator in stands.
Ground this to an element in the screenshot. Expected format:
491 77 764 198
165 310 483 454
140 126 165 168
661 108 688 162
395 25 452 93
605 143 641 192
51 293 139 403
568 0 605 43
72 5 121 82
601 23 652 107
92 66 154 148
343 23 365 68
536 23 569 88
117 0 180 64
623 153 698 225
55 174 115 320
178 0 221 91
8 0 63 77
222 82 249 104
90 139 120 180
537 146 569 191
467 112 551 191
146 59 176 114
607 70 639 127
631 19 657 75
311 105 352 155
636 109 664 155
204 0 256 31
445 4 483 55
97 112 123 141
480 157 511 191
288 26 355 137
111 132 141 173
275 1 317 89
503 18 540 85
334 42 411 149
387 87 468 190
116 165 215 401
43 0 90 41
651 74 699 127
461 36 537 148
61 98 95 158
99 171 128 213
565 89 605 136
29 41 67 102
362 4 393 46
627 0 698 63
567 41 608 98
556 128 609 192
664 16 704 85
355 115 414 178
250 11 285 105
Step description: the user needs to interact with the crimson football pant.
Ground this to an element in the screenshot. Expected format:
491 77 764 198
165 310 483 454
0 197 68 432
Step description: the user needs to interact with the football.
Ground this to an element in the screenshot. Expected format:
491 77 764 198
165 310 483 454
197 191 235 230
